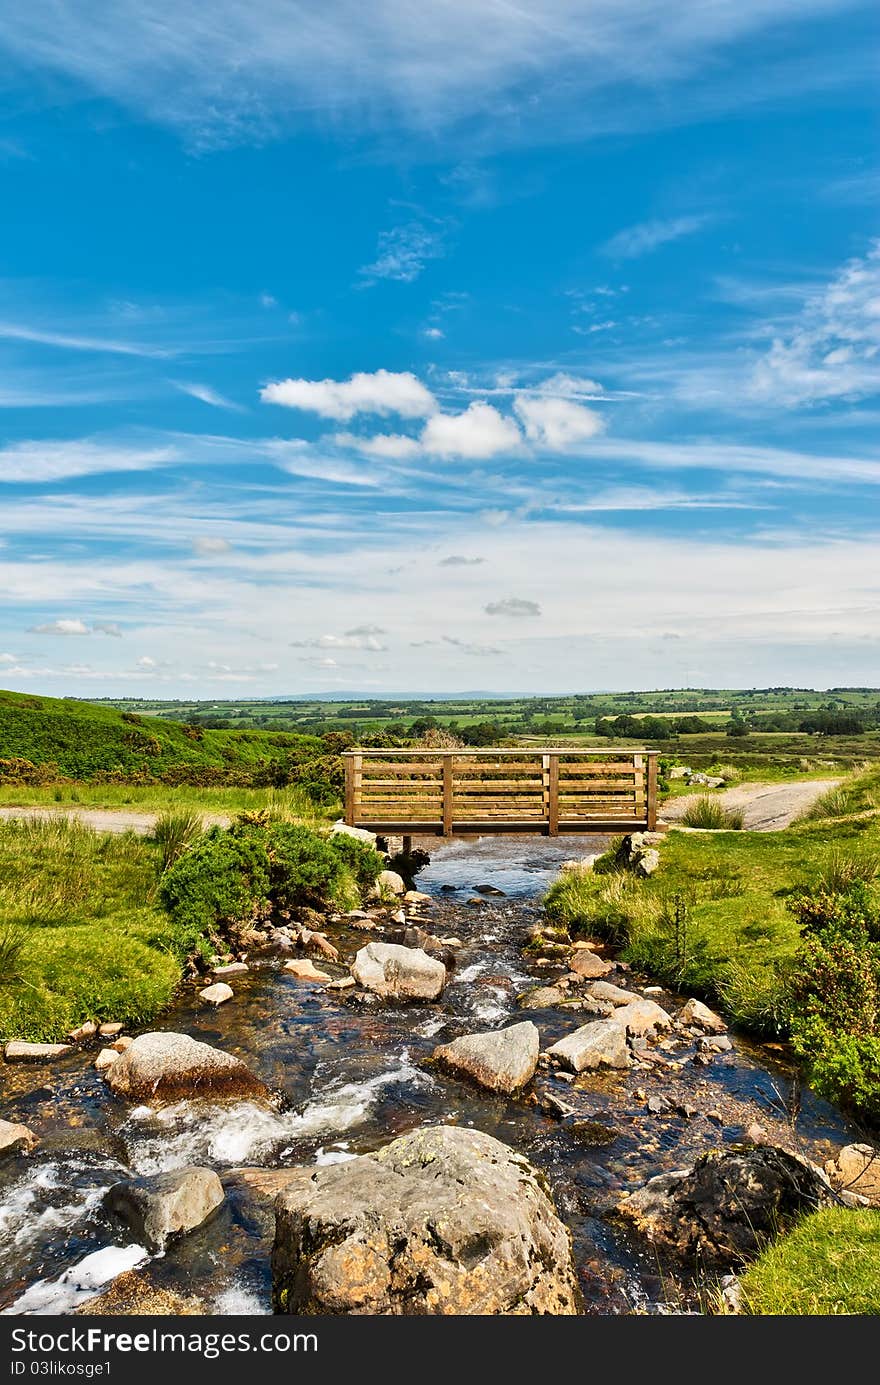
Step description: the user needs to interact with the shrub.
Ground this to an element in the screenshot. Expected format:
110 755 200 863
159 825 272 951
681 796 744 830
329 833 384 895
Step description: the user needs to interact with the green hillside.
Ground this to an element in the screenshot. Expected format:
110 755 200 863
0 688 333 789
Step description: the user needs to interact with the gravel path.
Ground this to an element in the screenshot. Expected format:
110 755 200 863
660 778 840 832
0 806 231 834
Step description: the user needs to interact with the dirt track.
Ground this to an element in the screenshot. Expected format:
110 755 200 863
0 806 231 834
660 778 840 832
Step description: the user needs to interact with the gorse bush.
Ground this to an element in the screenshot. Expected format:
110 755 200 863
787 877 880 1121
159 819 384 948
681 796 745 830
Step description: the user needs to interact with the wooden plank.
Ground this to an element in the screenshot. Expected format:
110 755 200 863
443 757 453 837
548 753 559 836
647 753 658 831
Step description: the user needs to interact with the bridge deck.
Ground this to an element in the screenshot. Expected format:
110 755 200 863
343 748 658 837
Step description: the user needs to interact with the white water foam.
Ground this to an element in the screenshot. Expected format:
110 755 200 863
121 1056 432 1173
0 1161 117 1268
3 1244 148 1316
212 1284 270 1316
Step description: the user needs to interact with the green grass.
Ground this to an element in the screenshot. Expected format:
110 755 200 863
0 782 335 819
741 1209 880 1315
545 794 880 1035
0 816 181 1040
680 795 745 830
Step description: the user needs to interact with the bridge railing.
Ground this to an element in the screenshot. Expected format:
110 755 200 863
343 748 658 836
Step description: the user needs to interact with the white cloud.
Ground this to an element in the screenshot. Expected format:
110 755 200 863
0 439 177 483
192 536 233 556
359 222 446 285
601 215 711 259
261 369 436 420
442 635 502 656
423 327 444 339
333 431 422 459
0 652 17 664
92 622 122 637
136 655 157 668
0 1 861 149
484 597 542 618
345 624 386 636
29 618 90 635
420 402 521 459
291 632 387 651
174 380 242 410
0 319 172 357
439 555 485 566
513 394 604 448
750 240 880 404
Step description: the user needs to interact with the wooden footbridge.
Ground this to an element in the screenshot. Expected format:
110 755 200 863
343 748 658 837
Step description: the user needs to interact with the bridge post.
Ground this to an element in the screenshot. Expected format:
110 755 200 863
442 756 453 837
344 752 362 826
646 752 658 830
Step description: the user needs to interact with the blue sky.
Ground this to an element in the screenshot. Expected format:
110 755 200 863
0 0 878 696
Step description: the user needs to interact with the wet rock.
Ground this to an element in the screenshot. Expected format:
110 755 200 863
4 1041 72 1061
105 1032 270 1103
272 1125 579 1315
98 1023 123 1038
546 1019 630 1072
374 869 406 897
199 982 234 1006
565 1119 620 1146
517 985 566 1010
613 998 672 1038
404 890 432 906
433 1022 540 1095
475 884 507 897
647 1096 672 1115
825 1144 880 1204
111 1036 132 1053
326 975 356 991
589 981 640 1007
397 925 453 964
0 1118 39 1159
568 950 613 980
94 1047 120 1072
284 959 332 983
678 998 727 1034
699 1034 733 1054
331 820 377 846
351 941 445 1001
75 1270 205 1316
212 961 249 979
301 929 339 962
539 1090 577 1119
105 1166 225 1252
617 1146 840 1267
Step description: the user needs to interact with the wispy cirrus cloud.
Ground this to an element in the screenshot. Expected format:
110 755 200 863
358 221 447 285
601 214 712 259
0 438 178 483
0 320 173 357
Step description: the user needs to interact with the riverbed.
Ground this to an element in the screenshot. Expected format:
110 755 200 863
0 834 858 1315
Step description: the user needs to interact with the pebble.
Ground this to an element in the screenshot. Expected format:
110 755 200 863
284 959 332 983
212 962 249 978
199 982 234 1006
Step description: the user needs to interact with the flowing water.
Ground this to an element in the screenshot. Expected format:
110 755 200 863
0 834 859 1315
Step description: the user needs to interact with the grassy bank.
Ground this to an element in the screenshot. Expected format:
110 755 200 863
0 782 337 820
0 809 380 1042
545 762 880 1039
741 1209 880 1314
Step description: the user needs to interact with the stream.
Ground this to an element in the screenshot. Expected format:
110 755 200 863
0 834 860 1315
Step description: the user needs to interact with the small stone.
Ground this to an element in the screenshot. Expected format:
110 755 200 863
375 869 406 897
4 1041 72 1061
590 981 640 1007
326 976 356 991
517 985 566 1010
746 1122 769 1144
0 1118 39 1158
439 936 463 947
390 909 406 925
678 998 727 1034
613 998 672 1038
698 1034 732 1053
539 1091 577 1119
475 884 506 897
404 890 432 905
825 1144 880 1204
647 1096 672 1115
199 982 234 1006
212 962 249 978
94 1048 121 1072
284 959 332 983
568 950 613 980
111 1036 132 1053
98 1023 123 1038
67 1021 97 1042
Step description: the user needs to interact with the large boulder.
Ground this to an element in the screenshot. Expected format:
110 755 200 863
0 1118 39 1159
433 1022 540 1095
374 869 406 897
104 1167 225 1252
617 1146 840 1266
545 1019 630 1072
272 1126 579 1315
351 941 446 1001
331 821 378 846
104 1032 270 1103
